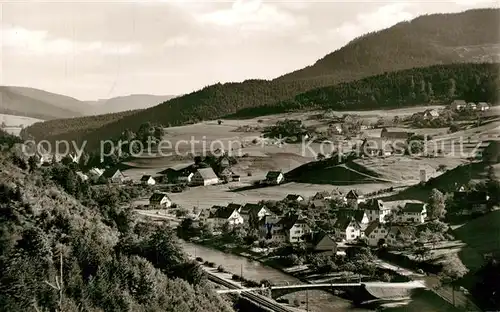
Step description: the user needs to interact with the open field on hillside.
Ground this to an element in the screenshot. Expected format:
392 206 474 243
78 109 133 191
0 113 43 136
354 157 467 181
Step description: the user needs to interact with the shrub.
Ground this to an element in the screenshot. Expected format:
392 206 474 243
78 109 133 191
203 261 209 266
232 274 240 281
208 262 215 268
195 257 203 262
217 265 225 273
293 298 300 307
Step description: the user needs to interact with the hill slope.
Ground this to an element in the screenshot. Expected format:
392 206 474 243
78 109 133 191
86 94 177 115
23 9 500 149
0 86 84 120
279 8 500 82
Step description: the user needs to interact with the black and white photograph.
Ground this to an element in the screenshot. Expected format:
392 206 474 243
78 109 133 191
1 1 499 311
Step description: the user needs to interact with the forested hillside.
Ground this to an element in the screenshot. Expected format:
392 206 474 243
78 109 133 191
230 63 499 118
0 148 234 312
279 8 500 82
22 9 500 149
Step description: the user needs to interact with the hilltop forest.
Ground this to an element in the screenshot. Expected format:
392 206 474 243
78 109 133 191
0 134 234 312
24 62 499 151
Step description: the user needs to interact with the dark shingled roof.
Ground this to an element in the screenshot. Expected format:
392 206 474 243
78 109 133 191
149 192 170 203
335 209 367 223
333 216 360 231
276 214 307 230
240 203 265 216
141 175 153 181
346 190 361 199
196 168 219 180
286 194 303 201
266 171 283 180
210 206 238 219
402 202 426 213
103 168 122 178
361 199 385 211
364 220 381 236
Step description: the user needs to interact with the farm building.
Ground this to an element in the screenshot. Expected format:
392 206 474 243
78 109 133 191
450 99 466 110
140 175 156 185
266 171 284 185
102 168 126 183
380 128 414 140
191 168 219 186
208 205 244 228
149 192 172 208
285 194 304 202
399 203 427 224
477 102 490 111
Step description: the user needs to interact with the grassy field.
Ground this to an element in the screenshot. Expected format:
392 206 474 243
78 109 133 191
0 113 43 136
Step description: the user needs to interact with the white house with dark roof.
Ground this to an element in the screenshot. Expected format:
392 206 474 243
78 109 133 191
103 168 126 183
399 202 427 224
333 216 362 242
149 192 172 208
89 167 104 178
477 102 490 111
238 203 270 225
266 214 311 243
265 171 284 185
450 99 466 111
140 175 156 185
360 199 391 223
285 194 304 202
344 190 364 206
365 221 416 247
208 205 244 228
191 168 219 186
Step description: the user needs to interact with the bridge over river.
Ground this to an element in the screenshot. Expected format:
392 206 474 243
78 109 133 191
217 280 427 300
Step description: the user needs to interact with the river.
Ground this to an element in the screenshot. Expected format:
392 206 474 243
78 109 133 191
181 241 458 312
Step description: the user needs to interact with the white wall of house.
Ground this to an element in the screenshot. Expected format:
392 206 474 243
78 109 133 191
288 223 311 243
366 208 391 223
192 172 219 186
367 226 389 246
144 178 156 185
209 211 244 228
399 209 426 224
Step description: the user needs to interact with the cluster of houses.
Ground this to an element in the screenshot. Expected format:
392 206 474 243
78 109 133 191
181 189 429 250
450 100 491 111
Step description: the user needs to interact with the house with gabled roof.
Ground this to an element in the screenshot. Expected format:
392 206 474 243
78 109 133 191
89 167 104 178
238 203 270 226
191 167 219 186
450 99 466 111
265 171 284 185
360 199 391 223
335 209 370 225
333 217 362 242
423 109 440 119
140 175 156 185
312 191 332 201
76 171 89 182
364 221 416 247
477 102 490 111
305 232 337 255
149 192 172 208
344 190 364 206
103 168 126 183
270 214 311 243
208 205 243 228
380 128 414 140
467 102 477 110
361 138 397 157
285 194 304 202
400 202 427 224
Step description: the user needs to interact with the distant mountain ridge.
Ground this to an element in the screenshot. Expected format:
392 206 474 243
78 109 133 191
23 8 500 149
85 94 177 115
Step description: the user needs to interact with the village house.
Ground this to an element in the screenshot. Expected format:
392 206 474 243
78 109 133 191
477 102 490 111
360 138 397 157
450 99 466 111
399 202 427 224
149 192 172 209
329 124 343 135
198 206 219 225
140 175 156 185
310 200 327 210
238 203 270 225
264 214 311 244
265 171 284 185
208 205 244 228
89 167 104 178
360 199 391 223
218 167 234 182
344 190 364 207
333 216 362 242
75 171 89 182
285 194 304 202
454 191 490 215
178 172 194 184
380 128 414 140
306 232 338 255
102 168 126 183
191 168 219 186
423 109 440 119
335 209 370 225
312 191 332 201
232 174 241 182
218 156 231 168
365 221 415 247
467 102 477 110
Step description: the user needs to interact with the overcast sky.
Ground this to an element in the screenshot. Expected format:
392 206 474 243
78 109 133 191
1 0 498 101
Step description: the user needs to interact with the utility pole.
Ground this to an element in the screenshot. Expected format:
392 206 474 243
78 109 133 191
240 264 243 280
